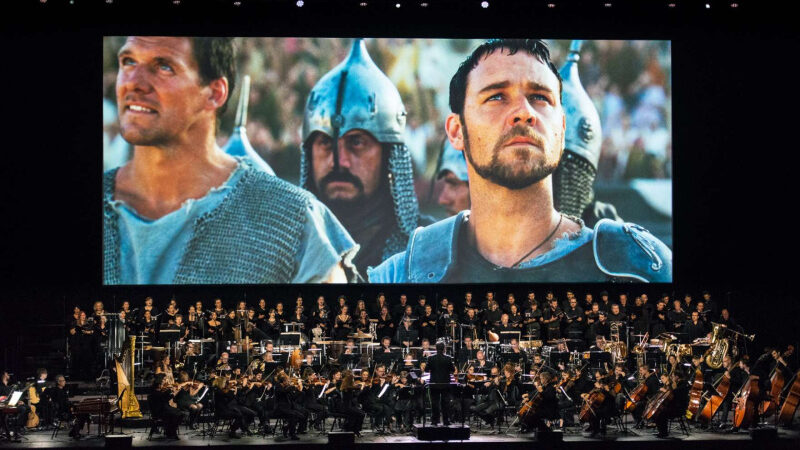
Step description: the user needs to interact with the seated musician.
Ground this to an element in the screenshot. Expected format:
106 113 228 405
496 313 516 334
632 364 661 427
520 370 559 433
463 308 482 339
396 318 419 348
48 374 70 426
338 370 366 437
272 372 304 440
684 311 707 343
215 377 255 438
368 364 395 433
508 339 529 367
0 370 29 441
242 371 273 434
471 366 503 428
581 370 616 437
173 371 204 429
654 371 690 438
589 335 607 352
475 350 494 372
301 367 327 431
612 363 633 412
215 352 232 373
146 373 188 440
457 336 476 364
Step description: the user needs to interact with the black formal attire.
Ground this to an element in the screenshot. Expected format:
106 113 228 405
632 374 661 423
148 389 187 438
340 387 366 433
273 383 304 438
426 352 455 425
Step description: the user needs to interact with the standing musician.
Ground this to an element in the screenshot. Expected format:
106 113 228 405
712 354 747 428
427 342 456 426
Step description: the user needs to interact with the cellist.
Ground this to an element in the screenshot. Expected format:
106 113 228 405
581 370 616 438
631 364 661 427
654 371 690 438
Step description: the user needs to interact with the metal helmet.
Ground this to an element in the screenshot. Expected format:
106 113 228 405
223 75 276 175
299 39 420 257
554 40 603 217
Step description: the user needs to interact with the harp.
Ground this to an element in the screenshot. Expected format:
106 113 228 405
115 336 142 418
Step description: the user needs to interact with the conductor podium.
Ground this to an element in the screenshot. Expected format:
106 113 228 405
413 424 470 441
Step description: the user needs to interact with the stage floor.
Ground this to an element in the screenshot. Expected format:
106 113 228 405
3 422 799 449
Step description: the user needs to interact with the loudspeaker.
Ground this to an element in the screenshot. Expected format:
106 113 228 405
537 430 564 445
328 431 355 445
750 427 778 441
414 424 470 441
105 434 132 450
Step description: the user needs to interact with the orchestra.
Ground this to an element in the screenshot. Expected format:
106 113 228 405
2 290 799 443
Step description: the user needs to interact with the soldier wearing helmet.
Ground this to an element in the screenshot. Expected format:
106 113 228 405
369 39 671 283
301 39 430 277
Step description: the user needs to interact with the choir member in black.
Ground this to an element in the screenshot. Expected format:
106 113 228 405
462 308 481 341
598 291 611 312
631 296 649 335
632 364 661 426
372 293 388 319
392 295 409 321
472 366 503 428
212 298 225 319
695 301 710 325
186 306 201 339
214 377 254 438
584 303 601 342
311 296 331 338
684 311 708 343
162 303 178 327
205 311 221 342
354 309 371 335
440 303 459 339
496 314 516 337
564 297 585 343
483 301 503 334
397 318 419 348
618 294 632 317
582 370 617 437
426 342 456 426
608 303 627 324
339 370 366 436
72 311 96 380
376 307 394 341
146 373 188 440
462 291 479 317
289 305 308 333
523 301 543 340
419 305 438 344
263 309 281 342
255 299 268 329
438 297 450 315
273 372 304 440
334 305 353 341
701 291 717 321
274 302 287 327
220 310 237 343
520 370 559 433
508 304 524 331
414 296 429 319
668 299 687 333
654 371 690 438
593 311 611 340
543 298 564 342
651 301 668 337
174 371 204 429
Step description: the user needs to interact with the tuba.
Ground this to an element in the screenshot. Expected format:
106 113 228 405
705 323 729 369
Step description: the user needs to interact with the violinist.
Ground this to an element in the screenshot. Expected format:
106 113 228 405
392 370 418 431
632 364 661 427
146 373 188 440
154 354 175 385
301 368 328 431
173 371 204 429
273 372 304 440
368 364 395 432
339 370 366 436
215 377 254 438
471 366 503 428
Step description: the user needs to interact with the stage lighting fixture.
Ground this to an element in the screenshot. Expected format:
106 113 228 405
668 3 676 7
730 2 738 6
396 2 401 7
604 2 612 6
705 3 710 8
481 1 489 8
360 2 368 6
547 3 556 8
420 2 429 6
296 0 304 6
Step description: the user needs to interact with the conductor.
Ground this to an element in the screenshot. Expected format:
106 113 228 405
426 342 456 426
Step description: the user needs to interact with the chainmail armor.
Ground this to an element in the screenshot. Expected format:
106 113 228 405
553 152 597 218
104 159 310 284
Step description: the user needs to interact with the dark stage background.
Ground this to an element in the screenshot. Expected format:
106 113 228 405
1 0 798 376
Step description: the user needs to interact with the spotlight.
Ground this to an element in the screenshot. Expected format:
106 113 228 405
481 1 489 7
705 3 710 8
547 3 556 8
360 2 367 6
233 0 241 5
668 2 676 7
420 2 428 6
730 2 738 6
173 0 181 5
296 0 304 6
604 2 612 6
395 2 401 7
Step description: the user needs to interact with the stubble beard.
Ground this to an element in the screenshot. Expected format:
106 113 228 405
461 116 562 190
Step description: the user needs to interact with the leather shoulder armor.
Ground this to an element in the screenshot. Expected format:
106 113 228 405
592 219 672 282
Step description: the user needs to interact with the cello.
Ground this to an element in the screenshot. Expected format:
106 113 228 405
760 349 790 416
698 357 740 424
733 375 760 428
685 367 705 421
644 385 674 421
624 375 650 412
777 369 800 426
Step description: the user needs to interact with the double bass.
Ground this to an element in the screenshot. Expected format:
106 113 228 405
698 358 739 424
733 375 760 428
760 349 790 416
777 369 800 426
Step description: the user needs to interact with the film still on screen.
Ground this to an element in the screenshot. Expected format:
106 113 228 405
103 37 672 285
